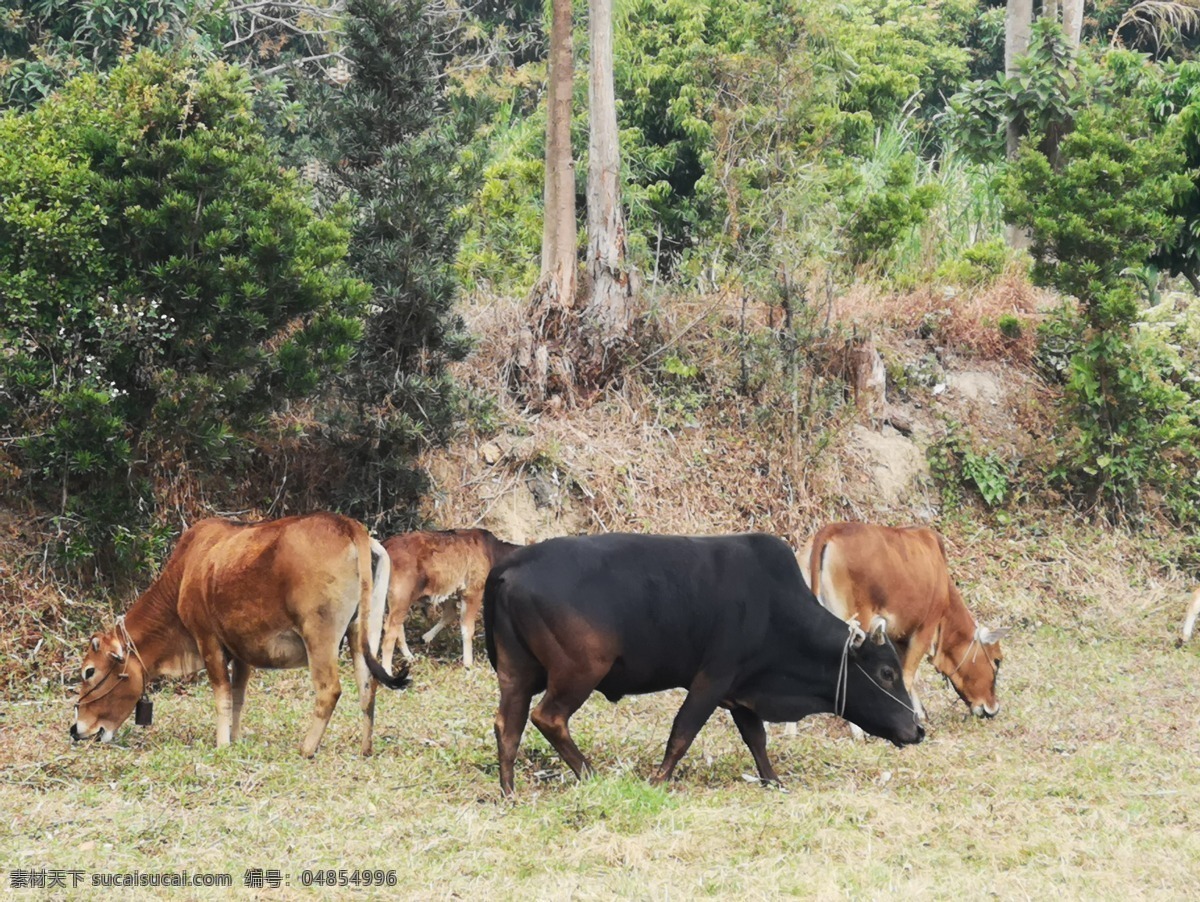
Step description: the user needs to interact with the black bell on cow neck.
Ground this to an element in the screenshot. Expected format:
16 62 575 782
135 697 153 726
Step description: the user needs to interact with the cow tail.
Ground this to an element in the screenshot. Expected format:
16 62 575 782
483 567 502 671
1182 587 1200 644
809 536 827 602
362 535 409 690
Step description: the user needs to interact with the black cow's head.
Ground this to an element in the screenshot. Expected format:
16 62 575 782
841 622 924 746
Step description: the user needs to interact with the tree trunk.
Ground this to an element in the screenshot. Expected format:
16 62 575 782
540 0 577 305
1005 0 1033 162
1062 0 1084 47
583 0 636 377
516 0 577 407
1005 0 1034 249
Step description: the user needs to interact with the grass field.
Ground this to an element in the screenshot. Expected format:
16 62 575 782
3 544 1199 901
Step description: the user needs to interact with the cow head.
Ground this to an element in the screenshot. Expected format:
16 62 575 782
934 624 1008 718
69 630 144 743
842 621 924 746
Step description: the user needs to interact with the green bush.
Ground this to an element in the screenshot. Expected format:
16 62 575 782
1003 51 1200 519
928 421 1013 510
0 52 368 572
935 238 1010 287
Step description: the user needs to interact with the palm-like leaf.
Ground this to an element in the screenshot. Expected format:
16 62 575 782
1112 0 1200 52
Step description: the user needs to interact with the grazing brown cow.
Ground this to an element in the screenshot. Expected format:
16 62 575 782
70 513 409 757
380 529 521 670
797 522 1007 732
1181 587 1200 644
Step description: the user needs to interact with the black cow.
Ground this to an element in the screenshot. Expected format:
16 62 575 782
483 532 924 795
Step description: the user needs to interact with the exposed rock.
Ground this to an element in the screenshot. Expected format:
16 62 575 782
850 424 930 507
948 369 1005 406
479 441 503 465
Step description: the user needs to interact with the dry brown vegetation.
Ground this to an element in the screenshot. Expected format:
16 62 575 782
3 279 1199 897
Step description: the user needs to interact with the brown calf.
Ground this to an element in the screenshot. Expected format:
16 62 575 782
381 529 520 669
70 513 408 757
798 522 1008 732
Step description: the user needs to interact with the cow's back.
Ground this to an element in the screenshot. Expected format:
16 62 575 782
485 532 807 694
385 529 507 596
810 522 951 634
175 514 366 665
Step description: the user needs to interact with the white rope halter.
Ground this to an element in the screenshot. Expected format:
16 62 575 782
835 618 918 722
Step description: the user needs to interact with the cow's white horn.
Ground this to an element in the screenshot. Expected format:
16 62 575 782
847 616 867 649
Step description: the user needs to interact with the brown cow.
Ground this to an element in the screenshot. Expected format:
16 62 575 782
380 528 520 670
70 513 408 757
797 522 1007 731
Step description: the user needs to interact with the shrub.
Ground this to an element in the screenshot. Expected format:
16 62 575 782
1003 53 1200 519
0 53 368 573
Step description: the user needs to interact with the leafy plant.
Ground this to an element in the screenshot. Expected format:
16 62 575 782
308 0 477 532
1002 49 1200 519
0 53 368 572
928 421 1013 510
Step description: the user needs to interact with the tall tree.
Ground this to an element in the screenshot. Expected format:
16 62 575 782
1006 0 1034 161
514 0 578 406
539 0 579 308
313 0 472 529
0 53 368 571
1005 0 1036 248
1063 0 1085 46
516 0 639 405
583 0 636 378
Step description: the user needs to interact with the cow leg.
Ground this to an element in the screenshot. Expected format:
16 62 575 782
495 675 536 798
904 633 930 722
422 597 456 646
459 588 483 669
730 707 781 786
198 640 235 748
229 659 253 743
348 618 378 757
382 574 419 669
650 674 730 785
529 679 598 784
299 639 342 758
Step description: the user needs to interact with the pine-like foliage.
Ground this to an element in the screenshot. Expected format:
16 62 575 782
313 0 474 529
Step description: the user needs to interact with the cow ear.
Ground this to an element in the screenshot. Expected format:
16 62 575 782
869 617 888 646
976 625 1010 644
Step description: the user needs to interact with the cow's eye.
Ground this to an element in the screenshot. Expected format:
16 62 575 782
880 666 896 684
83 666 95 681
993 659 1002 673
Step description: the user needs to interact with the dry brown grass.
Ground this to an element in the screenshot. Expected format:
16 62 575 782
835 269 1058 364
4 278 1199 897
3 521 1198 898
431 289 880 550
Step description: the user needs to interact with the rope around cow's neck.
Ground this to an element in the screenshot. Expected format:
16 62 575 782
834 622 863 718
116 615 149 681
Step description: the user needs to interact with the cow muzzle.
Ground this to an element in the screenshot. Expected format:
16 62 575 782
972 701 1000 718
69 722 109 743
890 721 924 747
